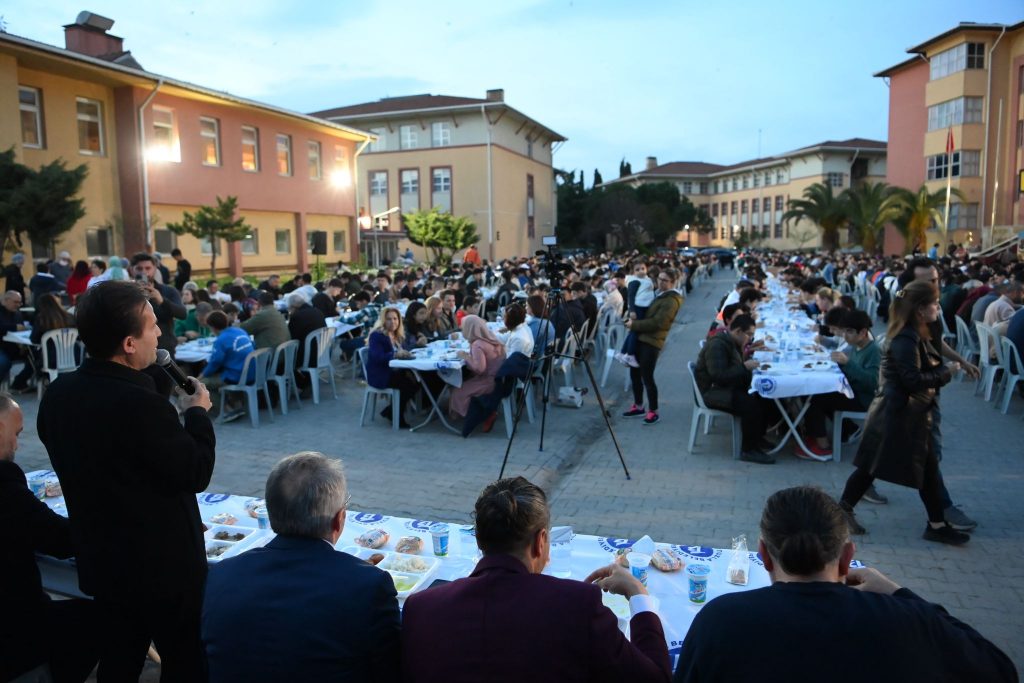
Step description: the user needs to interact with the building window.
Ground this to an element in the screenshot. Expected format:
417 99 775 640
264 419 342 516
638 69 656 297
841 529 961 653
275 229 291 254
825 172 843 188
928 97 984 131
740 199 748 214
76 97 104 155
368 128 385 152
527 174 535 239
926 150 981 179
150 106 179 162
241 228 258 255
241 126 259 171
730 178 737 191
333 230 347 253
154 229 177 254
742 176 749 189
400 125 418 150
730 201 737 216
527 137 534 159
930 42 985 80
682 181 693 193
401 169 419 194
200 236 222 255
199 117 220 166
431 121 451 147
775 196 784 211
699 182 708 194
763 197 771 212
308 141 322 180
85 227 112 256
432 167 451 193
713 181 719 193
764 172 772 186
948 202 979 229
720 226 726 239
19 86 44 148
776 171 785 184
276 134 292 176
752 174 759 188
432 167 452 212
370 171 388 196
720 202 727 216
959 150 981 176
711 204 719 217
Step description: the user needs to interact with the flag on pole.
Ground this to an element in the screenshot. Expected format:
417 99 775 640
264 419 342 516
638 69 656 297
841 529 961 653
942 127 954 251
946 127 955 156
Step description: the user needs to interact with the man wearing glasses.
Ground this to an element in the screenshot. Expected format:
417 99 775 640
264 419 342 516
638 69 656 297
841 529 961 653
202 452 401 682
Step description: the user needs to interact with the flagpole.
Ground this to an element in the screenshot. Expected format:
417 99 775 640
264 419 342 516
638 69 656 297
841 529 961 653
941 126 953 253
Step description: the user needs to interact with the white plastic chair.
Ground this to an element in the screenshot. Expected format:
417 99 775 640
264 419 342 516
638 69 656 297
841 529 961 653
974 323 1004 401
831 410 868 463
499 379 536 437
954 316 979 380
599 323 625 388
865 285 880 321
219 348 275 428
997 337 1023 416
268 340 301 415
38 328 81 399
357 346 400 430
298 327 338 404
686 361 742 460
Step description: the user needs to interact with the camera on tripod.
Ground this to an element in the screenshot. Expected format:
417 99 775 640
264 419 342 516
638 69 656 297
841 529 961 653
535 236 573 286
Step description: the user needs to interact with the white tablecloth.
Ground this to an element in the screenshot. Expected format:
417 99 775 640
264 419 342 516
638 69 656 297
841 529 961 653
390 340 467 387
3 330 34 346
175 339 214 363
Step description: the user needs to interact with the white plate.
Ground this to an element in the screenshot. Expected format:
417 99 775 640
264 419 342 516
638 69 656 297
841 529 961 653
338 546 439 598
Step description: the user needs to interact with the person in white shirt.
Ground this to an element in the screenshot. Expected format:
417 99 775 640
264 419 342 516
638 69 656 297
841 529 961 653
983 282 1022 328
496 303 534 358
206 280 232 304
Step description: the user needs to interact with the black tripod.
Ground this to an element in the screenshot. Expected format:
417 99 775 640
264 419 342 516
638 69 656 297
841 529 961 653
497 282 631 480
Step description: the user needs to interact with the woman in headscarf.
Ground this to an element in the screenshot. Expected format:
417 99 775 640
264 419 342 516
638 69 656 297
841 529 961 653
449 315 506 419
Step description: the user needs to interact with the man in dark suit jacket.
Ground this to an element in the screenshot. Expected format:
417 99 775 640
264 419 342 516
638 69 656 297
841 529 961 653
171 248 192 291
402 477 671 683
37 281 215 681
287 293 327 373
0 394 99 682
203 452 400 682
673 486 1016 682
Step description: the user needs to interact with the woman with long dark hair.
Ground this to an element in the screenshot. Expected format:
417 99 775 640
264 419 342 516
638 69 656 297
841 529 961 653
65 260 92 302
403 301 430 348
839 280 967 545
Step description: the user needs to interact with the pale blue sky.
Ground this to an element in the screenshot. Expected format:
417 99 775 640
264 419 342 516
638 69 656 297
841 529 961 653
3 0 1021 182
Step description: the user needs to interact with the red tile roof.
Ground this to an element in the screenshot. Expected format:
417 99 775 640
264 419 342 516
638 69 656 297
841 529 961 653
312 94 491 119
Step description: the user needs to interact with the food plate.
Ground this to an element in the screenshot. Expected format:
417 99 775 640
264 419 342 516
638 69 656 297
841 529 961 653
203 525 263 563
338 546 440 598
802 360 834 372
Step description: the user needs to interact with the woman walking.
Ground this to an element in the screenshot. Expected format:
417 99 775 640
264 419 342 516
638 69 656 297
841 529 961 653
620 268 683 425
839 280 968 545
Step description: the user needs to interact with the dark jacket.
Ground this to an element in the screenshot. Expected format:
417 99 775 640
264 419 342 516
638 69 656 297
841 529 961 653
37 358 216 600
3 263 26 299
694 330 750 410
240 307 290 350
0 307 25 356
28 272 64 303
0 460 74 680
402 554 671 683
855 327 951 488
550 298 586 344
311 291 339 319
288 303 327 368
173 258 192 290
366 330 399 390
203 535 400 683
151 282 187 351
673 581 1017 683
628 290 683 349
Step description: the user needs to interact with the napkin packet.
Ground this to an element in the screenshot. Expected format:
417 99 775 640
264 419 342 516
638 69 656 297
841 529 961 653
550 526 575 545
726 534 749 585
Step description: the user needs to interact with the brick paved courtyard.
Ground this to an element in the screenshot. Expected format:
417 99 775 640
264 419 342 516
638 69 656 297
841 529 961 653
15 266 1024 672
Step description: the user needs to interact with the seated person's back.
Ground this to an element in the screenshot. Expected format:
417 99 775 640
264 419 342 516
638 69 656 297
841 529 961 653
203 452 400 683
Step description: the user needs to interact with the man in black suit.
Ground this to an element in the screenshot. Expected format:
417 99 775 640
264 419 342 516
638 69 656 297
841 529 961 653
673 486 1016 682
203 452 400 682
171 248 192 291
132 252 187 397
311 278 343 318
287 292 327 387
37 281 216 681
0 393 99 682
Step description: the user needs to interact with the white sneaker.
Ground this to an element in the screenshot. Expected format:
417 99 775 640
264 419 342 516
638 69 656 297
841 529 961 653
625 354 640 368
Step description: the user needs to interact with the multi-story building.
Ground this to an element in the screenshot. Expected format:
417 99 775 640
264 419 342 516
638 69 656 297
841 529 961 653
605 139 887 249
313 90 566 264
876 21 1024 254
2 12 372 278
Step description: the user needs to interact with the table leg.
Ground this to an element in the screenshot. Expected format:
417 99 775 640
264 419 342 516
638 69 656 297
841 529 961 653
766 397 827 460
407 370 460 434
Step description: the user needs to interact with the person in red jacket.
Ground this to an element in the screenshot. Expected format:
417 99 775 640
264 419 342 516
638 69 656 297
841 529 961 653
401 476 671 683
64 260 92 303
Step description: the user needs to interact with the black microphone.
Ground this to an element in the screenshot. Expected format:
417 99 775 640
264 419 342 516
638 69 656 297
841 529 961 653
156 349 196 395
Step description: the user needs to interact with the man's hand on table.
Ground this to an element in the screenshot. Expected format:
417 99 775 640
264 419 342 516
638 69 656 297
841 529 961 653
585 563 648 599
846 567 900 595
831 351 848 365
180 377 212 412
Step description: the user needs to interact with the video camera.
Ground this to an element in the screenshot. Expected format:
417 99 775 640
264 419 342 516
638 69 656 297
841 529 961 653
535 236 573 284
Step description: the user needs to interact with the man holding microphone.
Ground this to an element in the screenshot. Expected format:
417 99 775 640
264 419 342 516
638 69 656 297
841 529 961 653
38 280 215 680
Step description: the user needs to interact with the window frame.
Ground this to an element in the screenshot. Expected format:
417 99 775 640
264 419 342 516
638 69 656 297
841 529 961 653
241 125 260 172
400 168 419 195
275 229 291 255
76 97 104 156
308 140 322 180
333 230 347 254
276 134 292 177
370 170 388 196
151 105 180 162
240 228 259 255
19 86 44 149
199 116 221 166
431 121 451 147
399 125 418 150
85 227 112 257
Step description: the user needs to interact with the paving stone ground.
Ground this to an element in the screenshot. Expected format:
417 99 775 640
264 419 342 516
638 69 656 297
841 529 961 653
15 265 1024 675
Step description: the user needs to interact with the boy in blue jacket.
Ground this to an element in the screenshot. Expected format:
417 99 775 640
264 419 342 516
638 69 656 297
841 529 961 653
200 310 255 422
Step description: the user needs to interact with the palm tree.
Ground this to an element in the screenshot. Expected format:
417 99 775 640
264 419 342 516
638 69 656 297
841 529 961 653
843 181 904 253
782 182 849 251
891 184 966 254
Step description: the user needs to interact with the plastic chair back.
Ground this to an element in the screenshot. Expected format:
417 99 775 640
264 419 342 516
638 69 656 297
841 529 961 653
41 328 80 374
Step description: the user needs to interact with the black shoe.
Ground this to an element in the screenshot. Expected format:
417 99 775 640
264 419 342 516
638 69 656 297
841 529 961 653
740 448 775 465
862 485 888 505
840 502 866 535
756 437 777 452
621 404 645 418
922 523 970 546
943 505 978 531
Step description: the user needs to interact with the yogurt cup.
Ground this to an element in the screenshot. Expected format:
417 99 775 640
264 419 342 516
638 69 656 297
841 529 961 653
627 552 652 587
687 563 711 603
26 475 47 500
254 505 270 530
429 523 450 557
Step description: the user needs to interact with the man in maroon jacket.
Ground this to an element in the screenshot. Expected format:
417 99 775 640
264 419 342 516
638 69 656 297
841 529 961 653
401 476 671 683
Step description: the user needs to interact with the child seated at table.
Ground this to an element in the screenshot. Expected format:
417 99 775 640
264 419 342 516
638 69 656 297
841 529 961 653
200 311 255 422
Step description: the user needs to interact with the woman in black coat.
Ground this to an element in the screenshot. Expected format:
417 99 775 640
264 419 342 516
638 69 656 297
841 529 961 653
839 280 969 545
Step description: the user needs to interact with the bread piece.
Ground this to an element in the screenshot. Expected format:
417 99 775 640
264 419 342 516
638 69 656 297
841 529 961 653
651 548 683 572
395 536 424 554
